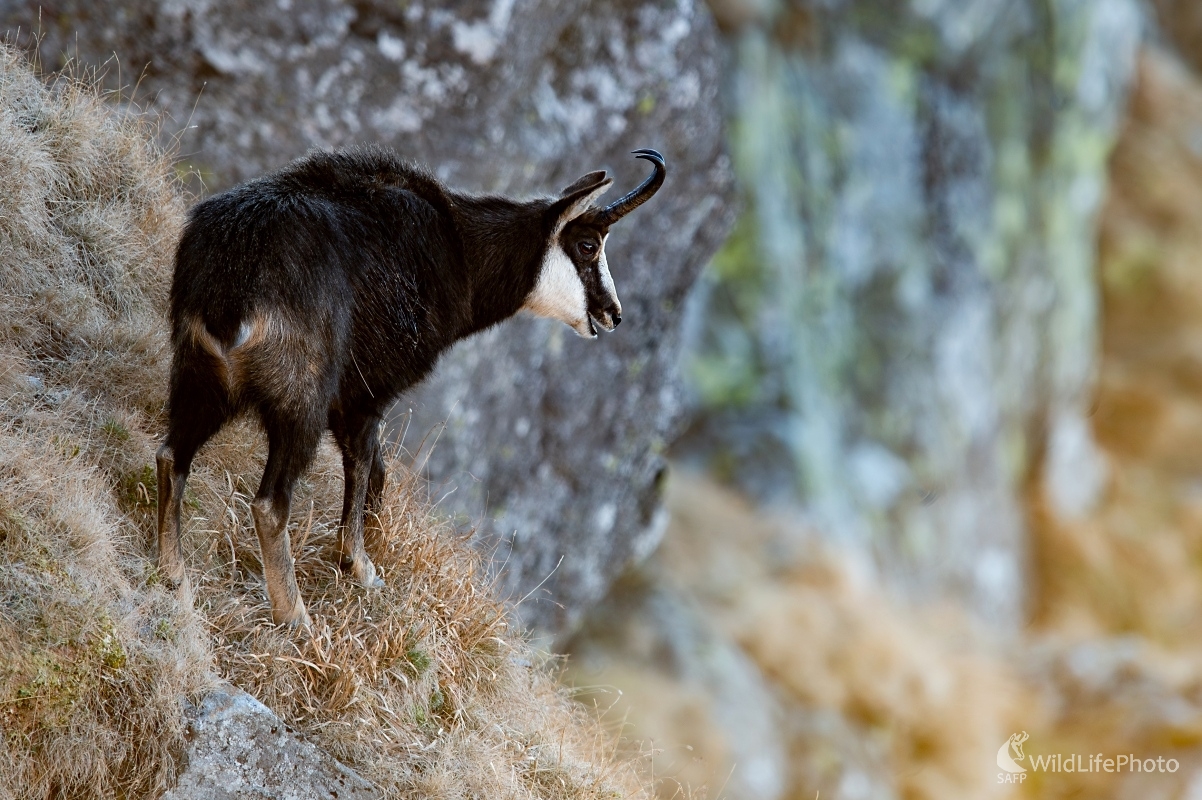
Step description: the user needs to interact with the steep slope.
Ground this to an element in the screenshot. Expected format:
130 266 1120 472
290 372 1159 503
0 46 647 800
1 0 735 641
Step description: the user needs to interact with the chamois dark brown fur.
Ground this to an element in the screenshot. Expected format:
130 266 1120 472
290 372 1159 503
156 145 665 625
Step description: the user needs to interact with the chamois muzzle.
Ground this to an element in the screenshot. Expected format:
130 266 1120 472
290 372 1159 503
590 149 666 226
590 299 622 333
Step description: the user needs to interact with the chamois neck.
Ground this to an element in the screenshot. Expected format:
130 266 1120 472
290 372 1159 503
450 193 552 335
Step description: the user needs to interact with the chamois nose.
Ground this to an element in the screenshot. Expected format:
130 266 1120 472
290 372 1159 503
593 301 622 332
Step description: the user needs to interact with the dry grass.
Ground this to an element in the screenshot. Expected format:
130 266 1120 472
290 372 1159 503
0 39 199 800
0 43 648 800
1032 46 1202 645
188 429 645 799
585 467 1200 800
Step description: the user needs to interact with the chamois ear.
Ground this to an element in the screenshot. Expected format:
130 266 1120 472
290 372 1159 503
548 174 613 235
559 170 608 196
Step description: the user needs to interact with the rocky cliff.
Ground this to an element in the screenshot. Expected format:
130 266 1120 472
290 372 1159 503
569 2 1157 798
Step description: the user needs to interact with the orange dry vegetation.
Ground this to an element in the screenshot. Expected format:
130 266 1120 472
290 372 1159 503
1022 44 1202 799
1034 47 1202 643
589 474 1030 800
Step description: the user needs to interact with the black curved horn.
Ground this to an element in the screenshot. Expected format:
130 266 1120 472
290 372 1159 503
592 149 666 226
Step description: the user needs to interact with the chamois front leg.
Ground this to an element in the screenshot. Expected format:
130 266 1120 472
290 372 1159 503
336 415 384 589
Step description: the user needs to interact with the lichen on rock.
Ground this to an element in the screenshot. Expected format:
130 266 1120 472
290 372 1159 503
679 0 1141 626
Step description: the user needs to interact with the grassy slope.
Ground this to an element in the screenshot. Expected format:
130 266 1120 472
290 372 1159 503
0 46 646 800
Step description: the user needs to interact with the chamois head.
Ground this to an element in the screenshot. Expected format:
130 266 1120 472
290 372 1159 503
525 149 666 338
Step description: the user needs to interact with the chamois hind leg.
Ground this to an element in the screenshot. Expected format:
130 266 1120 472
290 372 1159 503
156 380 229 589
333 412 385 589
253 413 323 627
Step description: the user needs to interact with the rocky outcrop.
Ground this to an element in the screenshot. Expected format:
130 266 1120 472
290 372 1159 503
166 688 378 800
2 0 734 638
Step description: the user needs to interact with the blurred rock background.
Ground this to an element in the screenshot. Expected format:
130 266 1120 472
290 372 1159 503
10 0 1202 797
567 1 1202 799
679 0 1140 627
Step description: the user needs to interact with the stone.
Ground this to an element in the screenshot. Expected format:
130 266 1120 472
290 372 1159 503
165 687 378 800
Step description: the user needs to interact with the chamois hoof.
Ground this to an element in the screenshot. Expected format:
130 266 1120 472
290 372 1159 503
157 562 188 591
272 599 312 629
160 573 189 592
340 555 384 589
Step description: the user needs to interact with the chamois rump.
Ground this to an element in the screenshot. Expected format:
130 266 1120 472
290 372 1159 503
156 145 666 626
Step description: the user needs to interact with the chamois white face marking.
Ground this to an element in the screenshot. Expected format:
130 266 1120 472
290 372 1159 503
522 179 614 338
523 242 592 337
594 233 621 329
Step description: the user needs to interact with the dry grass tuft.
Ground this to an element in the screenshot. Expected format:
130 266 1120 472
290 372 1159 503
188 438 644 798
0 43 648 800
0 40 200 800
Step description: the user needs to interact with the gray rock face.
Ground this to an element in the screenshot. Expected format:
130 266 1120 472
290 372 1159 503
1 0 734 638
166 687 378 800
678 0 1141 625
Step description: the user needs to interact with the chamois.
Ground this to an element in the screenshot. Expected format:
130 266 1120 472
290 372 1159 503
156 145 666 626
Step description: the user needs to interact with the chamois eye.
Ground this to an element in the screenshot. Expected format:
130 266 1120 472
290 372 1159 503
577 240 598 258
